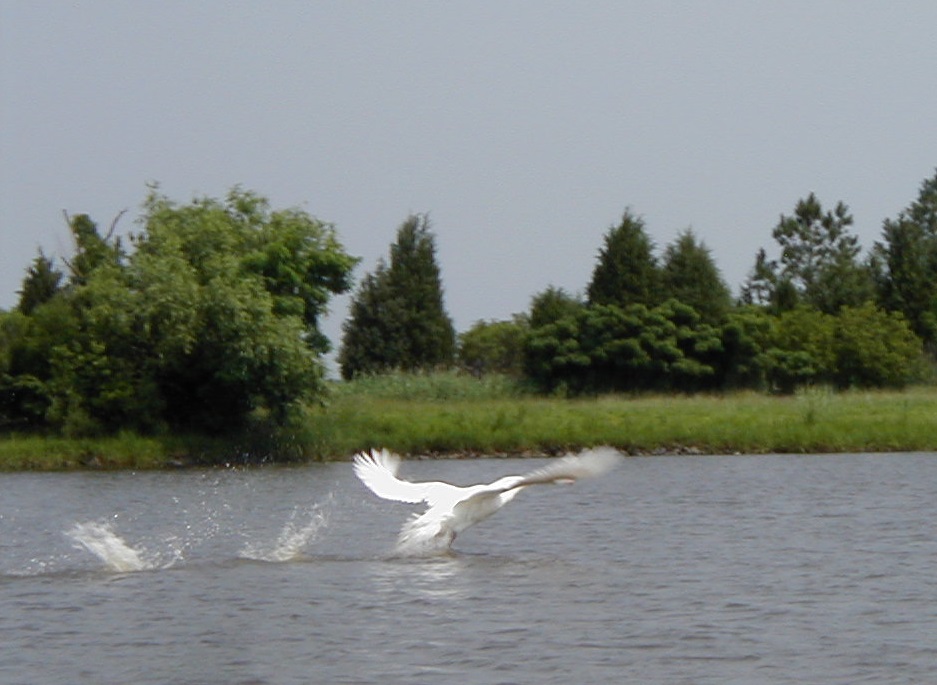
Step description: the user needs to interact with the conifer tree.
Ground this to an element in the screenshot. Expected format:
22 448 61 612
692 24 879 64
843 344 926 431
661 229 732 322
16 251 63 315
528 286 583 328
873 169 937 348
771 193 872 313
339 214 455 379
743 194 872 315
586 210 660 308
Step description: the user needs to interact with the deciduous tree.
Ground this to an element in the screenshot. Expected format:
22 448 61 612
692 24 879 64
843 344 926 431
2 187 356 435
458 316 528 377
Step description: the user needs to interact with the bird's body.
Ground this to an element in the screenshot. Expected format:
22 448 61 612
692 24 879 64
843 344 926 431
353 447 622 555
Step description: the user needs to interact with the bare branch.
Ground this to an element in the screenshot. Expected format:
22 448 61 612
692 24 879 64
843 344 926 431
106 209 128 242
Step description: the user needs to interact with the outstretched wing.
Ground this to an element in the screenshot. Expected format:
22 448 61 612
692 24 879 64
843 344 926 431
514 446 623 488
353 449 433 504
453 447 624 513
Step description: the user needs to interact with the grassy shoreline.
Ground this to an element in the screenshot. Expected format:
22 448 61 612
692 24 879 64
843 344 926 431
3 382 937 470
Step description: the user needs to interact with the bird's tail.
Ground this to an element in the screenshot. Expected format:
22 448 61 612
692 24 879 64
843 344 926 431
395 513 454 557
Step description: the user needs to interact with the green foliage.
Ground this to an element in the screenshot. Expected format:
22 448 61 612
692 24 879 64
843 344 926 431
0 299 78 426
831 303 924 389
718 307 773 389
337 265 401 378
586 209 660 308
240 203 358 353
1 187 355 435
660 229 732 323
16 251 63 315
458 317 529 377
524 300 724 394
127 187 356 431
741 248 801 313
764 307 837 393
523 291 923 396
528 287 583 328
339 214 455 379
62 213 125 287
743 194 873 314
762 304 924 393
872 169 937 349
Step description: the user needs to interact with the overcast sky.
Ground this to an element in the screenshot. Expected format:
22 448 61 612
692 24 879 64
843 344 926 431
3 1 936 371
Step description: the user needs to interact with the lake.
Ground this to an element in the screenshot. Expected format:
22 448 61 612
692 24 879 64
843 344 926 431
2 452 936 684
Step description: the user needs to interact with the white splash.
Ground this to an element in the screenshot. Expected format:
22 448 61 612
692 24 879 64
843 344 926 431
67 521 153 573
240 499 331 563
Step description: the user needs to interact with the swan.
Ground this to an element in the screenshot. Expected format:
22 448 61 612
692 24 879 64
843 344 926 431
353 446 623 554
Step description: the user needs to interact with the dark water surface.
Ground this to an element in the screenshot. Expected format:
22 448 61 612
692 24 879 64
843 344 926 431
2 453 936 684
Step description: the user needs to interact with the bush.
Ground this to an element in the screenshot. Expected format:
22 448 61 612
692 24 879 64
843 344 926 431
832 303 924 388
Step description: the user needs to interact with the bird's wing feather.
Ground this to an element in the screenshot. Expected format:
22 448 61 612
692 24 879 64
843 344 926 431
453 447 623 511
513 446 624 488
353 449 433 503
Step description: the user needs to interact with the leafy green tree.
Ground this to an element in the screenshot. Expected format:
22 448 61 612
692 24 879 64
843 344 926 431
62 212 125 287
764 307 836 393
339 214 455 379
129 187 357 431
0 297 78 426
458 316 529 377
46 266 162 434
762 303 923 392
872 169 937 349
2 187 356 435
587 210 661 308
831 303 923 389
661 229 732 322
5 300 77 384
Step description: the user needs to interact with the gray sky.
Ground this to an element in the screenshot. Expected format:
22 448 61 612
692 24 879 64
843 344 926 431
3 1 936 371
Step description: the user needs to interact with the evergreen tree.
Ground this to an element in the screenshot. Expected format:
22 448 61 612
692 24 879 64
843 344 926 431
772 193 872 313
873 169 937 349
16 251 63 315
743 194 872 314
528 286 583 329
458 316 529 378
586 210 660 308
338 262 404 378
660 229 732 322
740 248 801 313
339 214 455 379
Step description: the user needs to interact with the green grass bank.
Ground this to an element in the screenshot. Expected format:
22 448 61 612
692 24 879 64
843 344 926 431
3 375 937 470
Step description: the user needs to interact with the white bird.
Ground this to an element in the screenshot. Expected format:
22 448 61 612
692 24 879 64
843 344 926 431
353 447 623 555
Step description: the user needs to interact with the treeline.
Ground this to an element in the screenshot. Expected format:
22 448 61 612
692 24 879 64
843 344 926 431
343 171 937 395
2 171 935 437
